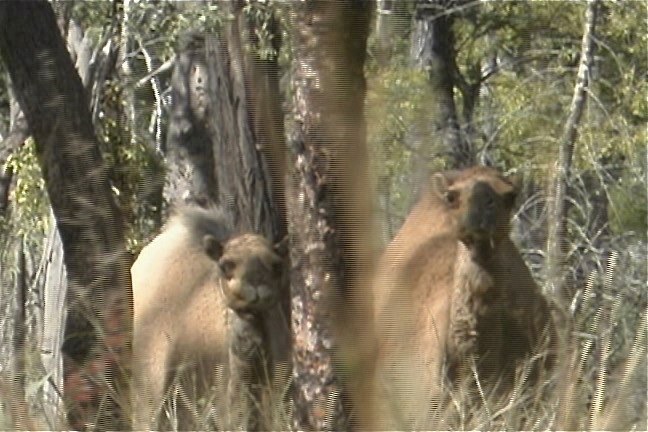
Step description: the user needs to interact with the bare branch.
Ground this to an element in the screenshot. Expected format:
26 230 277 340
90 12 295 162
135 55 176 89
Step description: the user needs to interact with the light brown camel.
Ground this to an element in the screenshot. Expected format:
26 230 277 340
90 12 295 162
131 207 288 430
373 166 556 428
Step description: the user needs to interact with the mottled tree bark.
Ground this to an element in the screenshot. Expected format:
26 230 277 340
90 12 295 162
287 1 374 429
12 239 27 394
0 2 133 430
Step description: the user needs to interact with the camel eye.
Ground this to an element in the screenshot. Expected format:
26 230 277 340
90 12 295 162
444 190 460 206
219 259 236 279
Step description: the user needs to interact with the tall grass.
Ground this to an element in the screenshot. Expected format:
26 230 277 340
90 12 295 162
0 230 645 430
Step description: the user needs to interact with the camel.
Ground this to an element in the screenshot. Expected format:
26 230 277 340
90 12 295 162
373 166 556 428
131 206 289 430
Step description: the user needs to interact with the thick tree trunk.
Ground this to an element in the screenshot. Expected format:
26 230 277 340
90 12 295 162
411 0 473 168
13 239 27 392
287 1 374 429
0 165 12 214
0 2 133 430
207 25 286 239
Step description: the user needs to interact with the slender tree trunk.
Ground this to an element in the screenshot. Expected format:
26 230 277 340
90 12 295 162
546 0 600 302
0 2 133 430
287 1 374 429
375 1 410 66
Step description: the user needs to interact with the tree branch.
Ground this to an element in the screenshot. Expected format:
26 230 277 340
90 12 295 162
135 55 176 89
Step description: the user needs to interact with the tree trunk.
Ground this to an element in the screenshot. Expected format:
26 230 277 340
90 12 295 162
287 1 374 429
411 0 473 169
0 2 133 430
375 0 410 66
0 165 12 214
546 0 600 302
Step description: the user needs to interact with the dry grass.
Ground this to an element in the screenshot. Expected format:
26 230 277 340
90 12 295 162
371 311 645 431
127 360 292 431
0 283 645 431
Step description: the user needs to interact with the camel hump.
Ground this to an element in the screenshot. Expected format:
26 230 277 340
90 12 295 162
169 205 234 247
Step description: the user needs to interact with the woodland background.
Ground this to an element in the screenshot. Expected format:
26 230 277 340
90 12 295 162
0 0 645 430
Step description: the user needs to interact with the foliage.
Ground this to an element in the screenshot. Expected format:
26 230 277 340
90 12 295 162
367 1 646 200
366 63 432 235
3 140 49 237
72 1 224 57
96 78 166 253
242 0 281 60
608 171 648 239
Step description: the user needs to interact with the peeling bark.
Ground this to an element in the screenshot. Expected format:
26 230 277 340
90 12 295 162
164 33 218 207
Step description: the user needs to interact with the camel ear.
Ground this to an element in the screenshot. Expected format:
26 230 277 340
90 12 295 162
203 234 224 260
431 173 448 197
273 235 289 258
431 170 460 197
